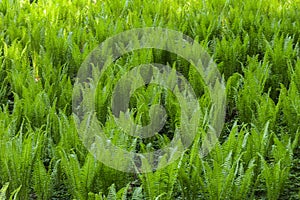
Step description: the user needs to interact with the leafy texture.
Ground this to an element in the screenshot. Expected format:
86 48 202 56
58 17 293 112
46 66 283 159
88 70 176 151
0 0 299 199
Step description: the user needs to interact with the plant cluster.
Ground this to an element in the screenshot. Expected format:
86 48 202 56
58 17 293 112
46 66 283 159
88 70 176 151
0 0 299 199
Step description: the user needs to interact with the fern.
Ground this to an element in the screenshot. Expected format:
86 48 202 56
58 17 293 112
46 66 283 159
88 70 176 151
0 0 300 199
32 159 52 200
0 182 9 200
106 184 117 200
140 152 184 199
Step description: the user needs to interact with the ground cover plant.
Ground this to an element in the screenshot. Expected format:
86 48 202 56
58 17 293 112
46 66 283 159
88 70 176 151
0 0 300 199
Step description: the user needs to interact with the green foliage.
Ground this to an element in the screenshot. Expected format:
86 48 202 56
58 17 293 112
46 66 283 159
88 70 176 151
0 0 299 199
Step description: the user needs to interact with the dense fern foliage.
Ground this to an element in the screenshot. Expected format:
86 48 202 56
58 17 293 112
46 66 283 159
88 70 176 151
0 0 300 199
